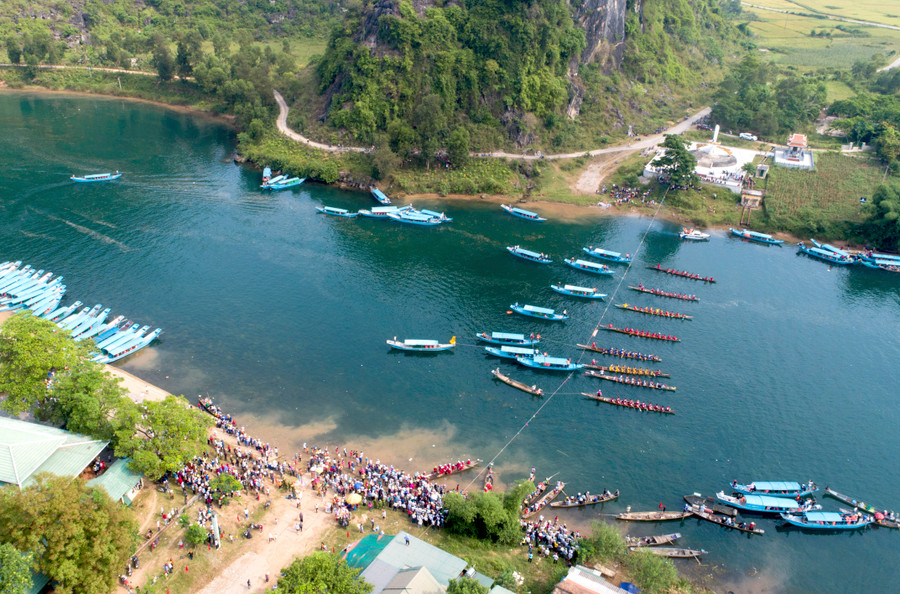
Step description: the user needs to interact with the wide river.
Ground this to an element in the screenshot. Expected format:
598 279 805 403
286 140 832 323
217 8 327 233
1 92 898 593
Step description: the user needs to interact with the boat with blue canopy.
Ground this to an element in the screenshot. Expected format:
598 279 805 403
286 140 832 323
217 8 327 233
388 211 443 226
501 204 546 221
797 243 853 265
516 354 583 371
95 322 141 351
858 258 900 272
565 258 614 275
71 171 121 182
264 177 305 191
583 247 632 264
550 284 606 299
485 345 537 359
44 300 82 322
316 206 358 218
93 318 131 343
358 205 412 218
731 481 817 497
76 315 125 343
417 209 452 222
730 228 784 245
71 307 111 337
476 332 539 346
809 239 851 258
96 328 162 364
780 510 872 530
510 303 568 321
716 491 818 514
507 246 552 263
261 174 286 188
371 188 391 205
262 166 272 182
387 337 455 352
62 304 102 330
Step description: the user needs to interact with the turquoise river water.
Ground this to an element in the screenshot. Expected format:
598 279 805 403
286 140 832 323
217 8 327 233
1 92 899 593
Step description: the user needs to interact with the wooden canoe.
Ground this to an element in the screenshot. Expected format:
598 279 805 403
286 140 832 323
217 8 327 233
585 371 677 391
625 533 681 547
631 547 707 558
550 491 619 508
684 494 737 517
602 326 680 342
577 344 662 362
491 368 544 396
422 459 479 481
584 362 670 378
615 304 693 320
628 286 699 302
689 506 765 534
645 265 715 282
522 482 565 518
617 511 691 522
582 393 675 414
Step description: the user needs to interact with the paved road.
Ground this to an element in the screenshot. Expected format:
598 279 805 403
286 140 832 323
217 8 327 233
741 2 900 32
274 89 712 160
878 55 900 72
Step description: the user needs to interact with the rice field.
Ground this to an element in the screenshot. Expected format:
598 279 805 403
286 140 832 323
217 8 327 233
745 0 900 28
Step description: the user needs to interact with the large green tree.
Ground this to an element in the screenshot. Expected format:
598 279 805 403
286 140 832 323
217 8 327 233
278 552 372 594
112 395 213 479
0 542 33 594
862 182 900 252
43 362 128 439
0 475 136 594
443 480 529 544
655 134 698 188
447 576 489 594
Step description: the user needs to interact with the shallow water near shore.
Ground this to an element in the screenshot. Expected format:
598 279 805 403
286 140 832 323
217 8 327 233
2 92 900 593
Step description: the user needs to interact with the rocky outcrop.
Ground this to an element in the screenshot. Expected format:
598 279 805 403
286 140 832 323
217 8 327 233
571 0 627 68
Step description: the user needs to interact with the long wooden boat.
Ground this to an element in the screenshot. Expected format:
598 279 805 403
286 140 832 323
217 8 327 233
510 303 568 321
316 206 358 218
584 362 669 378
371 187 391 204
585 371 676 391
358 205 412 218
583 393 674 414
628 286 699 302
98 327 163 364
632 547 707 559
582 246 632 264
617 511 691 521
689 505 765 535
730 228 784 245
484 345 537 360
731 480 817 498
483 465 494 492
683 494 736 517
387 338 455 352
837 508 900 529
797 243 853 265
501 204 546 222
476 331 539 346
388 211 442 226
422 459 480 481
550 490 619 508
523 479 551 507
602 326 680 342
491 368 544 396
565 258 614 275
522 481 565 518
780 511 872 530
615 304 692 320
825 487 899 528
716 492 817 514
577 344 661 362
646 264 715 283
551 284 606 299
507 246 552 263
680 228 710 241
517 354 582 371
625 533 681 547
71 171 121 182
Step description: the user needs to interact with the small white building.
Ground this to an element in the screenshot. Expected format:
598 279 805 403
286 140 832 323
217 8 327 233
643 140 757 194
774 133 814 170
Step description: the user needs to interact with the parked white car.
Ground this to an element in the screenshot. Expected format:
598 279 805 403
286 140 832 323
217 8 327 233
739 132 758 141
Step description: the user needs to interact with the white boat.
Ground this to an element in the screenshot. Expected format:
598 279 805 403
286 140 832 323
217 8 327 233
680 228 710 241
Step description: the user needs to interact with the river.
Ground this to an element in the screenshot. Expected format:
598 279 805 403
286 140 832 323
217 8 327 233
1 91 898 593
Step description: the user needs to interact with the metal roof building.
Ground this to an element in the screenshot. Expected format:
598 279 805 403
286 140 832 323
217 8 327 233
86 457 144 505
0 417 107 489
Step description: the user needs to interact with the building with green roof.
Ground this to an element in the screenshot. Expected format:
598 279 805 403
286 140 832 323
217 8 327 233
86 457 144 505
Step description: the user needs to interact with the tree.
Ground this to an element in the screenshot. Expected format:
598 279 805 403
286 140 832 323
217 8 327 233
862 182 900 252
0 542 33 594
0 313 95 417
875 124 900 165
5 34 21 64
447 576 489 594
175 30 203 78
112 394 213 479
45 363 128 439
151 34 175 81
655 135 698 188
185 523 208 546
209 473 242 496
0 475 136 594
447 127 470 167
278 552 372 594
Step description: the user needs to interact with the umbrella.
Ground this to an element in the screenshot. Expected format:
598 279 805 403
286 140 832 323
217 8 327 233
312 465 325 474
354 481 364 490
346 493 362 505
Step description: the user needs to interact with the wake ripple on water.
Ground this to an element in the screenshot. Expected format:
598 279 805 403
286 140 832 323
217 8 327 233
20 230 56 241
42 212 133 252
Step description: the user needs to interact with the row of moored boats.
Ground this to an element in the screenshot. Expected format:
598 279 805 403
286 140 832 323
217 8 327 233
0 261 161 364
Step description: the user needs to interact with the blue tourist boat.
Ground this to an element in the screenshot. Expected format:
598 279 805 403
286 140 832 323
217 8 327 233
44 300 82 322
797 243 853 265
516 354 583 371
76 315 125 343
371 188 392 205
730 228 784 245
475 332 539 346
264 177 305 191
565 258 614 275
62 304 102 330
71 307 111 338
550 284 606 299
858 258 900 272
507 246 552 263
71 171 121 182
96 328 163 364
716 492 818 514
810 239 852 259
261 174 286 188
95 322 141 351
316 206 358 218
388 211 443 226
262 166 272 180
780 511 873 530
510 303 568 321
501 204 546 222
730 481 818 498
417 209 453 222
485 346 538 360
680 228 711 241
582 247 633 264
93 318 131 343
358 205 412 218
386 337 456 352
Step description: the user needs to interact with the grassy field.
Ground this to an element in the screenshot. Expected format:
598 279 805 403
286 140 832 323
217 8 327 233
745 0 900 28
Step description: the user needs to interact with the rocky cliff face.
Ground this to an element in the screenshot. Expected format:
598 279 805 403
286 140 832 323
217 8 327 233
571 0 627 68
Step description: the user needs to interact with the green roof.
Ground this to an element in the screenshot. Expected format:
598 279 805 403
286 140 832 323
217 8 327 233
0 417 107 488
87 458 143 504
